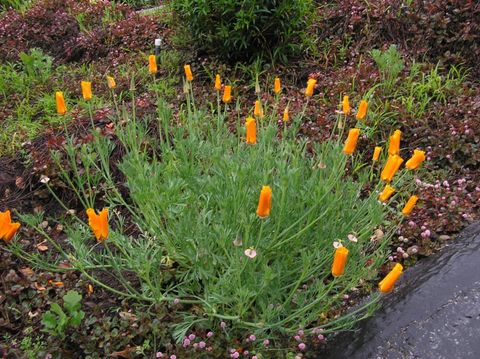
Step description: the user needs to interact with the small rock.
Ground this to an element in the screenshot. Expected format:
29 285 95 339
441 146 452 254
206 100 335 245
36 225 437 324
438 235 451 241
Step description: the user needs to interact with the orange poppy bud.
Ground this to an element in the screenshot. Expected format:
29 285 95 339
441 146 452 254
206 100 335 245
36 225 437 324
342 95 351 114
215 74 221 91
0 210 21 242
402 195 419 216
56 91 67 115
405 149 426 170
356 100 368 120
87 284 94 296
81 81 92 101
223 85 232 103
379 184 395 202
86 208 109 241
331 246 349 277
107 76 116 89
283 106 289 122
388 130 402 155
379 263 403 293
305 79 316 97
256 186 272 218
184 64 193 81
274 77 281 94
254 100 263 118
373 146 382 161
381 155 404 182
343 128 360 155
148 55 157 74
246 117 256 144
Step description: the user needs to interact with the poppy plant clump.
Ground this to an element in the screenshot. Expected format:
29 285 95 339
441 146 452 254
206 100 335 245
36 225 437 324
4 68 431 354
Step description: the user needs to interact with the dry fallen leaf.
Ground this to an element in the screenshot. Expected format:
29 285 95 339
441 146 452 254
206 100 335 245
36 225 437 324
119 311 137 321
34 282 46 291
110 345 138 358
37 244 49 252
19 267 35 277
15 176 25 189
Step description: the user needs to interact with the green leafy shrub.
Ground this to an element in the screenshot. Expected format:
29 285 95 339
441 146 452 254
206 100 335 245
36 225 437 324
41 290 85 338
171 0 314 63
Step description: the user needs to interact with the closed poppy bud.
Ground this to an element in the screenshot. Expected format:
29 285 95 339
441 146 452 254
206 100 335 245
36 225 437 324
331 247 349 277
373 146 382 161
86 208 109 241
81 81 92 101
405 149 426 170
305 79 316 97
342 95 351 114
107 76 116 89
148 55 157 74
356 100 368 120
388 130 402 155
274 77 281 94
379 263 403 293
184 64 193 81
56 91 67 115
223 85 232 103
343 128 360 155
283 107 289 122
402 195 419 216
215 74 221 91
0 210 21 242
381 155 404 182
256 186 272 218
379 184 395 202
246 117 256 144
254 100 263 118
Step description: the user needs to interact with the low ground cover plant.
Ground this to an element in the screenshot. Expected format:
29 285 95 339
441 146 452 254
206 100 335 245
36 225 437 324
1 63 427 356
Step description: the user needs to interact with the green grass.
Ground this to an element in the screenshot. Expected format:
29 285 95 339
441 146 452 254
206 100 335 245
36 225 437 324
0 49 71 156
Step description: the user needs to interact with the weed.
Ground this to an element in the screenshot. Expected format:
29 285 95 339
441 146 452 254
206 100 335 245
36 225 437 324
371 45 405 92
41 290 85 338
20 336 47 359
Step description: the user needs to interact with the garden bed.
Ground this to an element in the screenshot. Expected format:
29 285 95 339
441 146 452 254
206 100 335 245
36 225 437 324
1 1 479 358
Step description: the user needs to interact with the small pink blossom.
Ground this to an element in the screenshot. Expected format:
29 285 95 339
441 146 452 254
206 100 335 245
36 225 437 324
244 248 257 259
421 230 431 238
207 331 214 338
347 234 358 243
298 343 306 351
333 241 343 249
